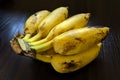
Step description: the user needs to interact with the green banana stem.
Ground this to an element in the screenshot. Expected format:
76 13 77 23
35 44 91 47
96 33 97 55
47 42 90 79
23 34 31 40
29 38 48 46
30 40 53 53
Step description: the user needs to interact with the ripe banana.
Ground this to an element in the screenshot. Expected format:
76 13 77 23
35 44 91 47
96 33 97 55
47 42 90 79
35 48 56 63
30 27 109 54
9 7 110 74
29 13 90 46
51 43 102 73
53 27 109 55
27 7 68 42
23 10 50 40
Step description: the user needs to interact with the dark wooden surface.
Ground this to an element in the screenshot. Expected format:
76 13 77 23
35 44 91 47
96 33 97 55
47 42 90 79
0 0 120 80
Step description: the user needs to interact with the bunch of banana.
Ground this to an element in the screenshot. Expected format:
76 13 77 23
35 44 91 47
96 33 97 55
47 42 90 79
23 10 50 40
10 10 50 54
10 7 110 73
30 27 109 53
25 7 68 42
29 13 90 46
10 7 67 54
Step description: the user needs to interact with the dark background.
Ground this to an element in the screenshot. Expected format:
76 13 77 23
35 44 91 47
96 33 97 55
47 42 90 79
0 0 120 80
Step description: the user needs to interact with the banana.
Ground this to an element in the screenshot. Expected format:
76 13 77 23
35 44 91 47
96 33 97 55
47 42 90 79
29 13 90 46
30 27 109 54
9 6 111 74
51 43 102 73
35 48 56 63
23 10 50 40
27 7 68 42
53 27 109 55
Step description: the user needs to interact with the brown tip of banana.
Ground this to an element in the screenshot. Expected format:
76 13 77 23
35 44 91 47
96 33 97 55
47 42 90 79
86 13 90 16
85 13 91 21
97 43 102 48
65 6 69 9
103 26 110 31
99 27 110 42
102 27 110 35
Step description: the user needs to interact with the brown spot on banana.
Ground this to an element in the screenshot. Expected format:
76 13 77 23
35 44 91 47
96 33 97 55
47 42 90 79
84 13 90 21
30 15 37 24
62 42 76 53
62 60 82 69
51 43 102 73
38 22 46 31
74 37 86 43
24 27 29 33
63 11 67 17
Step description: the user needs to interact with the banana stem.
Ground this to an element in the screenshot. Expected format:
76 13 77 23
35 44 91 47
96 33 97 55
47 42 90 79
29 38 48 46
30 40 53 53
27 32 42 42
23 34 31 40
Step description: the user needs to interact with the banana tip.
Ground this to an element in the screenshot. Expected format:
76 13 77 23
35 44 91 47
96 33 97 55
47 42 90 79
103 27 110 32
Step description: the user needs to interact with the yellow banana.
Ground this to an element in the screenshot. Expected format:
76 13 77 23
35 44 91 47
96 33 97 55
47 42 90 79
51 43 102 73
29 13 90 46
27 7 68 42
30 27 109 54
23 10 50 40
35 48 56 63
53 27 109 55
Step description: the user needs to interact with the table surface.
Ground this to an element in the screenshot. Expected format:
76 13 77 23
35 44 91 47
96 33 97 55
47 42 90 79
0 0 120 80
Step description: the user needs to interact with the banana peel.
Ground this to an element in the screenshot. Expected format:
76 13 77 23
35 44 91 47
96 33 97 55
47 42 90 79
36 48 56 63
